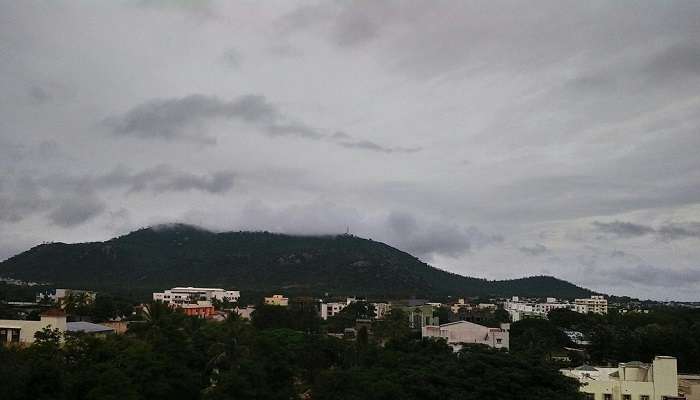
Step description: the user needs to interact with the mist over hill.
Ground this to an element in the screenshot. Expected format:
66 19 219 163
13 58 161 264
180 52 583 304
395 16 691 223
0 224 594 299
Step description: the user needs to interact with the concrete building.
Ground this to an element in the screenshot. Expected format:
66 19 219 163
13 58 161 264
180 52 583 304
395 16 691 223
394 304 439 329
37 288 97 307
179 301 215 318
679 374 700 400
235 305 256 320
0 309 67 345
264 294 289 306
320 302 347 320
422 320 510 351
153 287 240 306
575 295 609 315
503 296 605 321
373 302 390 320
561 356 679 400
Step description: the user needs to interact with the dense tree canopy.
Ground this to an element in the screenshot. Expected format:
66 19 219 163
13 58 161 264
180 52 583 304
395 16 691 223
0 303 584 400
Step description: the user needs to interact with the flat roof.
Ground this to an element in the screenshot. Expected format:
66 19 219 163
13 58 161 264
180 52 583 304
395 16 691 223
66 322 114 333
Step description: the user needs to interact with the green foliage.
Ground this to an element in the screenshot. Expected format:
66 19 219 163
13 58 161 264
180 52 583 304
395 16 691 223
0 305 584 400
251 303 321 333
0 225 593 299
541 306 700 372
510 318 571 357
327 301 376 333
313 340 584 400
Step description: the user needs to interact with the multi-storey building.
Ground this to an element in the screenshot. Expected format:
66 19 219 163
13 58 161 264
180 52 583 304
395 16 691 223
422 321 510 351
153 287 240 305
320 302 347 319
575 295 608 315
561 356 679 400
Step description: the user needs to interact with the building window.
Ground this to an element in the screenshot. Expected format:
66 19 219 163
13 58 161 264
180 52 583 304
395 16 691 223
584 393 595 400
11 329 19 343
496 338 502 344
640 396 649 400
604 395 612 400
622 395 631 400
0 328 7 343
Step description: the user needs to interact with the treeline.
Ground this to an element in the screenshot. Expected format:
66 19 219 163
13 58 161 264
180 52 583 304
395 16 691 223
0 302 584 400
510 307 700 372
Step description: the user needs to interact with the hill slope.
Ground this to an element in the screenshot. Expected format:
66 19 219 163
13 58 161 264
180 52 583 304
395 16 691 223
0 224 593 299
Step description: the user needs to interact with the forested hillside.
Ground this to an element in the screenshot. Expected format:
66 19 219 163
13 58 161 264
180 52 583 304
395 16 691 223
0 224 593 299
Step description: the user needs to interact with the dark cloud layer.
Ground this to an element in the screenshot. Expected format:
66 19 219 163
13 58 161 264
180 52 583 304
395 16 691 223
519 244 548 256
593 221 700 240
106 94 415 154
2 1 700 300
608 264 700 288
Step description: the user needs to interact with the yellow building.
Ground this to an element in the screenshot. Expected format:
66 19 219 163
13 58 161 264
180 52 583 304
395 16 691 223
575 295 608 315
0 309 67 345
264 294 289 306
679 374 700 400
561 356 680 400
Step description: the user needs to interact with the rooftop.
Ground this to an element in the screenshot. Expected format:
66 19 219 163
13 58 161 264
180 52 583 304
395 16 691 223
66 322 114 334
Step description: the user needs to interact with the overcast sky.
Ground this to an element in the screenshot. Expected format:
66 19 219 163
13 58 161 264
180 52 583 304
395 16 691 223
2 1 700 300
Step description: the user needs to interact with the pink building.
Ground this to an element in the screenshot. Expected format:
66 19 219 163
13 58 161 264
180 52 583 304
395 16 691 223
422 320 510 351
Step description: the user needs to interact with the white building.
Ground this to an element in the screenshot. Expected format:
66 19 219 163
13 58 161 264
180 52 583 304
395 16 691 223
503 295 606 321
0 309 67 345
153 287 240 305
575 295 608 315
319 298 391 320
37 288 97 305
561 356 679 400
320 302 347 320
422 320 510 351
373 302 390 320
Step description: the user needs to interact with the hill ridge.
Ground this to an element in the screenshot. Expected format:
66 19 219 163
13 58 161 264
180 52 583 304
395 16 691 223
0 224 595 299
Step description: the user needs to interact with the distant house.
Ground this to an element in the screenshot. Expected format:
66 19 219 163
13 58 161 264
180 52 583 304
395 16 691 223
561 356 679 400
36 289 97 308
320 302 347 320
235 305 256 320
264 295 289 307
153 287 240 306
422 320 510 351
179 301 215 318
394 304 439 329
0 309 67 345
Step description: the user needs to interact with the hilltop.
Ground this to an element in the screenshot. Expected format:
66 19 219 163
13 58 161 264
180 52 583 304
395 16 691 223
0 224 594 299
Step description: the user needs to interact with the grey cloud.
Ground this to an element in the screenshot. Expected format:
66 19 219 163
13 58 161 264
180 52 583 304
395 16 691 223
220 48 242 68
607 264 700 288
0 165 235 225
108 94 416 152
386 211 503 259
519 243 548 256
28 86 52 105
337 140 421 154
92 165 236 194
48 196 106 227
593 221 655 237
593 221 700 241
656 222 700 241
105 94 289 142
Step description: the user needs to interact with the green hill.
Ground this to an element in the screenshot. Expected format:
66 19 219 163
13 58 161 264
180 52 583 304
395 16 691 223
0 224 594 299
